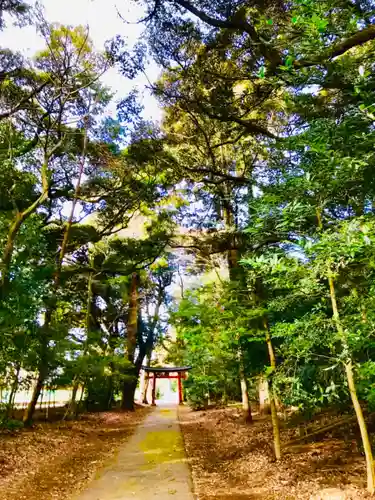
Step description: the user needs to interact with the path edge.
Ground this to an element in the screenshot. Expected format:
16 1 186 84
177 404 199 500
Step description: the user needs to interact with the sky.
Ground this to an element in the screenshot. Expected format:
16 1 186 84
0 0 162 121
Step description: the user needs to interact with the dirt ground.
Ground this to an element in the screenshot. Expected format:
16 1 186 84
0 405 150 500
179 405 371 500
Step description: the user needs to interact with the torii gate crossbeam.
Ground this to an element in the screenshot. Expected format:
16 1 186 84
142 366 192 406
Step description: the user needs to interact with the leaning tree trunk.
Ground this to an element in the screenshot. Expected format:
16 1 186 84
23 367 46 426
328 275 375 493
23 314 50 427
0 190 48 293
263 317 281 460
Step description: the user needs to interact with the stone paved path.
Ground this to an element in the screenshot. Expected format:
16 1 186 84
73 405 195 500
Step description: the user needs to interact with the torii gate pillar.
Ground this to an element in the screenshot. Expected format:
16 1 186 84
178 372 183 405
151 372 156 406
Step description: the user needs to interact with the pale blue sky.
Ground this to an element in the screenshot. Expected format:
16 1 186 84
0 0 162 121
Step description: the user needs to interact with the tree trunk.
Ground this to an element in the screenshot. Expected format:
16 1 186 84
121 272 139 410
23 369 46 426
121 374 138 411
142 375 150 404
346 361 375 492
106 370 114 410
77 381 86 417
141 354 152 404
126 272 139 361
23 326 49 427
263 317 281 460
64 379 79 420
5 365 20 420
269 383 281 459
258 377 270 414
139 369 148 404
0 214 23 290
239 373 252 423
238 351 252 423
328 275 375 493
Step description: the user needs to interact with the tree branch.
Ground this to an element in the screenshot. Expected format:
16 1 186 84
0 81 48 121
296 25 375 68
172 0 282 66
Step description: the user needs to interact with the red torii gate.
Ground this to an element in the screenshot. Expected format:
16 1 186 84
142 366 192 406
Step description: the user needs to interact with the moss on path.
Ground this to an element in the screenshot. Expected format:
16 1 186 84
73 405 195 500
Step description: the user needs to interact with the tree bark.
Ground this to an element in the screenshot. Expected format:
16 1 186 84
121 373 138 411
121 272 139 410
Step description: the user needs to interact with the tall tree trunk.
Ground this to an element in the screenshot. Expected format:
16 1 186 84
238 350 252 423
121 372 138 411
64 379 79 420
263 317 281 460
139 369 147 404
139 355 150 404
121 272 139 410
328 275 375 494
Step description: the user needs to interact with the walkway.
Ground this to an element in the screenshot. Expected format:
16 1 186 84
73 405 195 500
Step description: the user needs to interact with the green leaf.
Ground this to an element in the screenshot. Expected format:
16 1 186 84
258 66 266 79
285 55 294 67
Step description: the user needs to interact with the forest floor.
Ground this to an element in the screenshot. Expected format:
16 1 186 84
0 404 150 500
179 405 372 500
